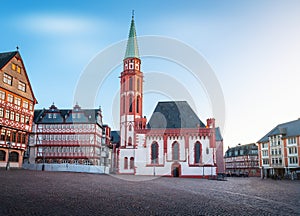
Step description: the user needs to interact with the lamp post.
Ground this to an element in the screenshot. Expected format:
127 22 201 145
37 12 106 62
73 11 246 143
6 142 11 171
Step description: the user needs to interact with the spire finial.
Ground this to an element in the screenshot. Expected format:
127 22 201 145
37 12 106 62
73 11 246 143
16 46 19 51
132 10 134 19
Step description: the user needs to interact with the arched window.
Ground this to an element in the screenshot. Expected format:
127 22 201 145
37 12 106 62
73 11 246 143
136 96 140 113
137 78 140 92
172 142 179 161
124 157 128 169
0 150 6 161
9 152 19 162
122 96 125 114
151 142 159 164
130 157 134 169
128 137 132 146
128 124 132 131
129 77 133 90
129 96 132 112
194 142 201 164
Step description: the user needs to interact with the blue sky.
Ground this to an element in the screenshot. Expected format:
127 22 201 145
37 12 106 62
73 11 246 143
1 0 300 148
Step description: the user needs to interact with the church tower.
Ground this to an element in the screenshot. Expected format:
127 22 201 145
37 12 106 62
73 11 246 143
120 13 146 150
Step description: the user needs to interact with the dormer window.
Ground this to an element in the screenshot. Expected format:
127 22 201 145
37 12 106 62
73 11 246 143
48 113 52 118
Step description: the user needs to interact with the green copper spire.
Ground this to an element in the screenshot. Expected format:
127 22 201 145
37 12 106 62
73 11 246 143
124 11 139 59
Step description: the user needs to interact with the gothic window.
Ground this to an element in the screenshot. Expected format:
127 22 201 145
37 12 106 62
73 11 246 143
137 78 140 92
194 142 201 164
136 96 140 113
129 77 133 90
129 124 132 131
130 157 134 169
151 142 159 164
172 142 179 161
122 96 125 114
9 152 19 162
129 96 133 112
128 137 132 146
124 157 128 169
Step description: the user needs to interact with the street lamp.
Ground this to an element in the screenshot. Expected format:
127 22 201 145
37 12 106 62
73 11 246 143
6 142 11 171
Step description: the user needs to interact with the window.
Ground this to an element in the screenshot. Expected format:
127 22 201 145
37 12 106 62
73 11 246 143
14 97 21 106
130 157 134 169
18 81 26 92
194 142 201 163
129 124 132 131
172 142 179 161
129 63 134 69
0 108 3 118
15 113 20 122
263 159 269 165
5 110 10 119
0 90 5 100
136 96 140 113
151 142 159 164
3 73 12 85
17 66 21 73
0 129 5 141
29 103 33 111
23 101 28 109
0 150 5 161
129 77 133 90
25 116 29 124
129 96 133 112
289 157 298 164
7 94 13 103
128 137 132 146
11 63 16 70
10 111 14 121
9 152 19 162
288 137 297 144
124 157 128 169
20 115 24 123
137 78 140 91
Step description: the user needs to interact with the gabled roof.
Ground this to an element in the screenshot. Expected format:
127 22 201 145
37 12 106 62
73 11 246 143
258 119 300 143
124 15 139 59
224 143 258 158
33 104 103 125
147 101 206 129
0 51 18 69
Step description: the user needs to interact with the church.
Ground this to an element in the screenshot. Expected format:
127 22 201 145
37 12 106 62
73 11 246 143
113 15 224 177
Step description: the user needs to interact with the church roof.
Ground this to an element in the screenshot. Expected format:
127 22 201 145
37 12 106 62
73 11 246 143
0 51 18 69
147 101 206 129
124 14 139 59
258 119 300 143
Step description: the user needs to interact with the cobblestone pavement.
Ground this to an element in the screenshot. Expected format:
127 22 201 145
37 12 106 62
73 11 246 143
0 170 299 215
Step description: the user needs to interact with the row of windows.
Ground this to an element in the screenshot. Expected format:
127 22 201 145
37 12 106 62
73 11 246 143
271 148 282 156
271 157 282 166
0 129 27 143
0 150 19 162
11 63 21 73
150 142 205 164
0 108 30 123
41 134 96 142
124 157 134 170
288 137 297 144
39 146 96 154
289 156 298 164
262 150 268 157
288 147 298 155
41 123 95 130
0 90 32 109
121 77 141 92
121 95 140 114
3 73 26 92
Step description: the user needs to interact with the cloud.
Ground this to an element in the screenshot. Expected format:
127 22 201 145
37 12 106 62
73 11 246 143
20 13 100 36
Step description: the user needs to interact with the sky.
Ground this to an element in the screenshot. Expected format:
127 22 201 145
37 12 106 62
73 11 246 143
1 0 300 149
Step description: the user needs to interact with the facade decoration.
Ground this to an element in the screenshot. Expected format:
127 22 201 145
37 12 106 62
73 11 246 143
0 51 37 168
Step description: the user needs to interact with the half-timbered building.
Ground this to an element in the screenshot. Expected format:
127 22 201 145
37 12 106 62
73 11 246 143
28 104 111 173
0 51 37 169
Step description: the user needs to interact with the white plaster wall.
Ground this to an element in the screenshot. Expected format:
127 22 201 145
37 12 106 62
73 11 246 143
119 148 135 174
